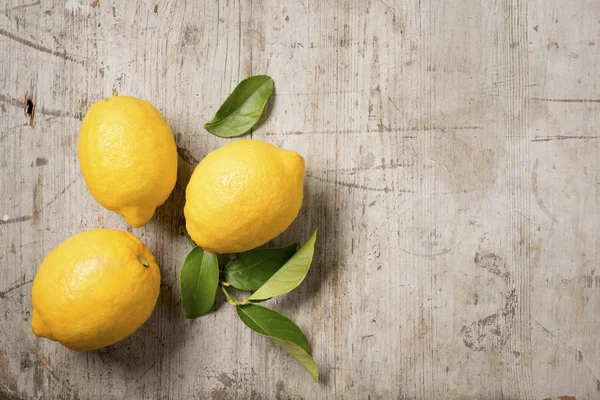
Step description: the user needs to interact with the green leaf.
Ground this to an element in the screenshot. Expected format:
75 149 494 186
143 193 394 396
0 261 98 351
223 243 298 291
248 229 318 301
236 304 318 381
204 75 274 138
179 246 219 318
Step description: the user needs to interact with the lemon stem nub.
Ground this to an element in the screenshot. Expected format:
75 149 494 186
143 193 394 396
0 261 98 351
138 256 149 267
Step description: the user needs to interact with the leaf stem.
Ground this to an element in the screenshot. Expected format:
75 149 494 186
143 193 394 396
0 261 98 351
180 226 197 247
220 284 248 307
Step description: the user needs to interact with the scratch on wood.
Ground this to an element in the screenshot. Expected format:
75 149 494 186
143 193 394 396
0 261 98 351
535 319 600 386
0 28 83 64
39 357 74 391
325 160 414 174
32 176 42 224
42 177 79 211
0 278 33 299
0 94 22 108
298 193 326 219
139 359 159 379
0 93 84 121
306 173 403 193
378 0 396 15
528 97 600 103
387 96 401 113
0 215 33 225
531 136 598 142
0 0 41 15
260 125 482 136
38 106 84 121
532 159 558 222
399 245 455 258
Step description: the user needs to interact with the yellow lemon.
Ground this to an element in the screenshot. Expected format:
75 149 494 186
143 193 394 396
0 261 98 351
78 95 178 227
31 229 161 351
184 139 305 254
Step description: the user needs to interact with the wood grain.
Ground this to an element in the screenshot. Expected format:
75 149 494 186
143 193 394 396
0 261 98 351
1 0 599 398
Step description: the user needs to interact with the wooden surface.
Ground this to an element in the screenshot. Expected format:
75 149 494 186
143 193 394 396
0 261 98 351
1 0 600 399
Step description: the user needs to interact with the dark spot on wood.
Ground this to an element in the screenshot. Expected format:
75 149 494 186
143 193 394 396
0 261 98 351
513 351 521 357
32 157 48 167
533 25 539 32
217 372 234 388
547 41 559 51
177 147 199 165
461 313 503 351
153 4 158 13
20 353 33 371
275 380 285 400
285 15 289 22
33 360 43 389
558 396 576 400
211 388 229 400
462 288 515 352
474 252 509 283
24 92 36 127
182 25 200 45
91 0 99 7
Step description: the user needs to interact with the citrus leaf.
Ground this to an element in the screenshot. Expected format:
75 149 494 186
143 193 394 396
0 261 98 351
223 243 298 291
248 229 318 301
204 75 274 138
236 304 318 381
179 246 219 318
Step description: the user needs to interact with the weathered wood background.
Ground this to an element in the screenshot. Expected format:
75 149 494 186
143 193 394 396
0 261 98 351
1 0 599 399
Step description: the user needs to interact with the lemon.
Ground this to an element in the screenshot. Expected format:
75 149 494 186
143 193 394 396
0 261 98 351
184 139 305 254
78 95 178 227
31 229 161 351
